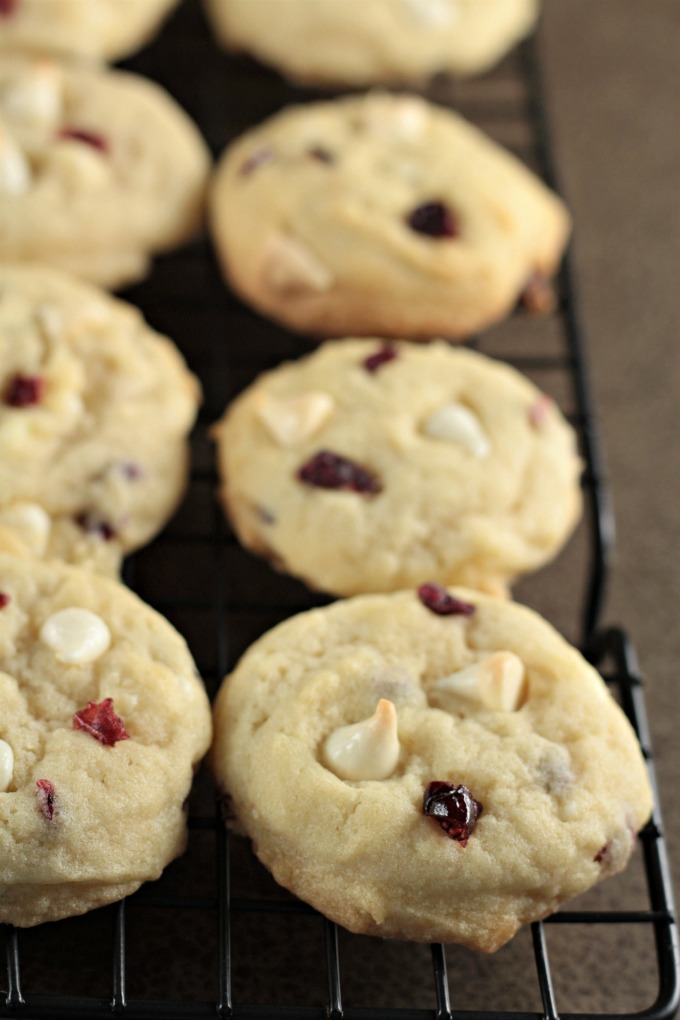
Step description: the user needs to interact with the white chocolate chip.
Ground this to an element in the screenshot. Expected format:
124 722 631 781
0 739 13 793
424 402 491 458
261 234 334 295
1 62 62 129
0 130 31 194
47 141 110 191
0 412 51 449
40 608 111 664
434 652 526 712
34 304 63 343
0 502 51 556
254 390 334 447
398 0 460 27
361 94 428 140
322 699 400 781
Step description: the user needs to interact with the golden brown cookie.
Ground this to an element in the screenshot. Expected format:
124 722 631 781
212 587 652 951
213 339 582 596
0 553 212 927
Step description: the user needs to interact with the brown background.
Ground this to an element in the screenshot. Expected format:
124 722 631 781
541 0 679 902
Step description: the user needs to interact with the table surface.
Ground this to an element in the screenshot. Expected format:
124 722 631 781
540 0 679 902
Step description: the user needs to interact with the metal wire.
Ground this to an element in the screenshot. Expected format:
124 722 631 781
1 2 677 1018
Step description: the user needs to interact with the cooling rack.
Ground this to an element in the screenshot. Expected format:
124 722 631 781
2 1 678 1017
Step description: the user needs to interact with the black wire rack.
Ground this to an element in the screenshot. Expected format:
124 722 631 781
2 2 678 1017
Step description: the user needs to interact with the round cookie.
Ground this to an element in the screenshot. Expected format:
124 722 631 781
0 0 180 64
212 587 653 951
0 55 210 289
212 339 582 596
0 553 212 927
0 265 200 575
204 0 539 87
209 92 569 340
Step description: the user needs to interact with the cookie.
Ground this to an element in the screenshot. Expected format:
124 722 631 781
212 339 582 596
209 92 569 340
0 0 180 63
0 55 210 289
211 586 653 951
0 265 200 575
204 0 539 86
0 553 212 927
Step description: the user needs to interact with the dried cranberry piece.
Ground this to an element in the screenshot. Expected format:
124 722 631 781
36 779 57 821
0 593 9 609
528 393 552 429
298 451 382 495
308 146 334 164
119 461 143 481
239 145 275 177
594 844 608 863
423 781 482 845
363 343 398 374
521 272 558 315
58 127 108 153
75 511 117 541
73 698 129 747
0 0 18 17
417 582 475 617
4 374 44 407
407 201 458 239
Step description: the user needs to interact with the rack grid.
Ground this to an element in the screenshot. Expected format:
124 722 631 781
2 2 677 1017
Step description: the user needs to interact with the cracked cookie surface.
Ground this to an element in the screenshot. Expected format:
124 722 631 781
212 588 652 951
0 553 212 927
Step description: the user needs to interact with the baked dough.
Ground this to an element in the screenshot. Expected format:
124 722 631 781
0 265 200 575
213 339 582 596
204 0 540 86
0 0 180 63
0 55 210 289
209 92 569 340
212 587 652 951
0 553 212 927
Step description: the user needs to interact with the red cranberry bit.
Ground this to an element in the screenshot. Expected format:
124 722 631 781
36 779 57 821
528 393 552 430
119 461 143 481
308 146 334 164
423 781 482 846
521 272 558 315
594 843 609 863
73 698 129 747
239 145 275 177
363 343 398 374
4 374 44 408
0 0 18 17
57 127 108 153
417 582 475 617
0 593 10 609
407 201 458 239
298 451 382 495
75 511 117 541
